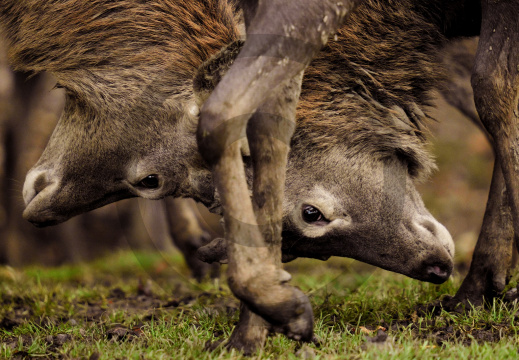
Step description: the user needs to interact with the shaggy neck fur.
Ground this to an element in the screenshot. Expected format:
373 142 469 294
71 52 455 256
293 0 457 180
195 0 465 182
0 0 237 79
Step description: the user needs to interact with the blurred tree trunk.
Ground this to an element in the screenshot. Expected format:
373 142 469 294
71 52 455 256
0 37 15 263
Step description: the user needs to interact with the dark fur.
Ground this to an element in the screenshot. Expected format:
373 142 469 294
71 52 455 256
2 0 476 185
294 0 446 179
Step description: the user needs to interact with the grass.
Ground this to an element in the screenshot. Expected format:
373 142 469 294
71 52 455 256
0 250 518 359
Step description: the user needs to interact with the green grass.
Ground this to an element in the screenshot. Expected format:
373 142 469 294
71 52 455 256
0 250 518 359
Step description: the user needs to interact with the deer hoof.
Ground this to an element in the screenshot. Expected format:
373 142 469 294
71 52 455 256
227 269 314 343
268 287 314 342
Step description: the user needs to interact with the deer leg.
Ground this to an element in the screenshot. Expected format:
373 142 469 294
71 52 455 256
198 0 354 164
206 134 314 351
202 75 312 352
164 198 220 281
465 1 519 302
207 139 277 353
436 35 515 308
197 0 354 351
445 161 513 309
223 72 305 352
440 38 493 143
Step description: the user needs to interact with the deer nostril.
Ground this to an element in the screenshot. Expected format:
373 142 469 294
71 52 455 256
33 173 49 196
23 170 54 206
426 264 451 284
420 219 437 237
427 265 447 278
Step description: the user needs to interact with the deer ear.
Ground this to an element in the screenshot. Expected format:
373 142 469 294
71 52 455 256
385 104 435 179
193 40 244 107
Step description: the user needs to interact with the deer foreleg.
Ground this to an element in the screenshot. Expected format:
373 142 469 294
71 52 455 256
205 78 313 351
471 1 519 267
217 73 309 354
197 0 355 353
447 161 513 309
197 0 355 164
207 136 313 351
164 198 220 281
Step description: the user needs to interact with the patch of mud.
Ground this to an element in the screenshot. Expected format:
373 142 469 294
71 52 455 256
388 308 513 347
0 296 35 330
4 334 33 350
423 322 509 346
106 325 143 342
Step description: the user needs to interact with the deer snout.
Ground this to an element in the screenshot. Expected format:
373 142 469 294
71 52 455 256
416 217 454 258
418 253 453 284
23 169 54 206
22 169 61 226
411 217 454 284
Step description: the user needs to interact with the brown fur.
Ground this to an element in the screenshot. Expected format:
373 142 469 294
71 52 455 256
0 0 241 222
294 0 480 179
1 0 237 78
295 0 452 180
1 0 460 183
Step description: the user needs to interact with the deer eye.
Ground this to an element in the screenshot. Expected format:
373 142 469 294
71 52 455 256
302 205 327 223
137 174 160 189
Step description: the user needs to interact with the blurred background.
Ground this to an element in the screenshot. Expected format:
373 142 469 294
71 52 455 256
0 37 493 275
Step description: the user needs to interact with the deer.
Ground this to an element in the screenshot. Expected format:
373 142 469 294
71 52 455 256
195 0 519 345
0 0 516 353
194 0 517 348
